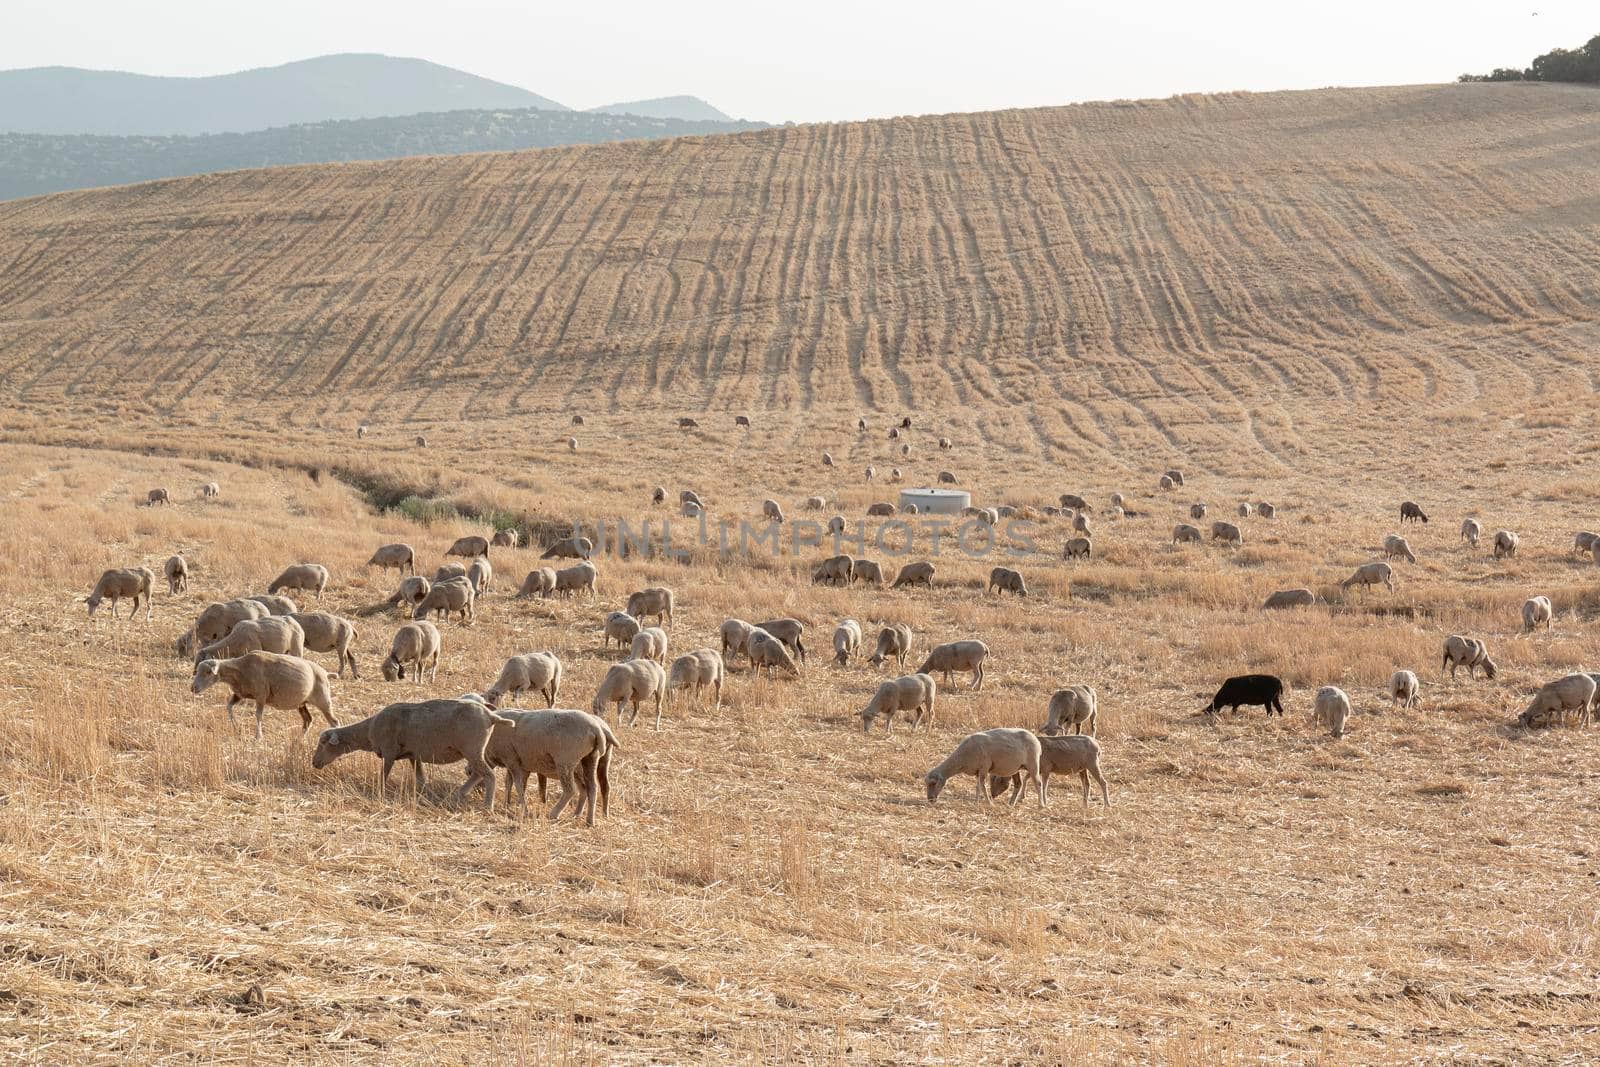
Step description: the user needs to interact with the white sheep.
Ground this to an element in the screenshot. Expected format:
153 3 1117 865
386 575 432 611
192 651 335 739
313 698 510 810
630 626 669 664
938 436 952 450
1063 536 1092 558
413 577 475 623
541 536 593 560
852 558 885 586
1442 635 1496 680
1383 534 1417 564
447 534 490 559
593 658 668 729
145 488 171 507
868 623 912 669
1042 685 1097 735
860 672 937 733
925 729 1042 807
552 561 598 600
867 502 898 517
1572 531 1598 556
988 734 1111 811
1388 670 1420 710
1460 518 1481 548
289 611 360 678
667 648 725 709
516 567 557 599
651 486 667 505
625 586 675 628
357 425 367 438
183 598 269 652
1237 502 1253 518
763 498 785 524
603 611 642 650
938 471 957 485
1314 686 1351 738
1211 521 1242 546
822 451 834 468
196 615 306 663
567 436 578 452
719 618 757 663
201 481 220 499
813 554 855 585
864 466 875 482
1518 673 1597 729
892 561 935 588
1341 562 1394 597
1262 588 1315 610
485 708 618 824
1492 530 1518 559
1190 503 1207 520
827 515 846 535
918 639 990 690
1163 469 1185 487
889 467 902 483
163 554 189 595
483 651 563 709
248 594 298 616
1257 502 1276 519
1521 595 1553 632
435 562 468 583
467 556 493 594
1073 512 1092 536
832 619 863 666
268 563 330 600
1158 475 1174 491
86 567 156 621
383 620 442 682
755 617 807 663
987 566 1027 596
492 529 520 549
367 543 415 575
746 629 801 678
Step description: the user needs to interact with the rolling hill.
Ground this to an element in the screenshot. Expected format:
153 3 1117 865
588 95 735 121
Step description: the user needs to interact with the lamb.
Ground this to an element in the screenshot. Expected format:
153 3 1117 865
412 577 475 624
552 561 598 600
735 414 751 427
651 486 667 505
1172 524 1203 546
267 563 329 600
754 617 807 663
163 555 189 595
719 619 758 662
1399 501 1429 524
938 471 957 485
434 562 468 582
630 626 669 665
1063 536 1093 558
312 698 510 810
1262 588 1315 610
892 560 935 588
868 623 913 669
853 559 885 585
860 672 937 734
386 575 432 611
592 658 668 728
367 543 415 575
201 481 220 499
482 651 563 709
1389 670 1420 710
541 536 593 560
1190 503 1207 520
812 555 854 585
1521 595 1553 633
192 651 336 739
1340 562 1394 597
1460 518 1481 548
486 709 619 824
145 488 171 507
924 729 1042 807
832 619 863 665
492 529 520 549
1163 469 1185 487
625 586 675 628
289 611 360 678
1158 475 1175 491
1204 674 1286 717
1042 685 1097 735
667 648 725 709
446 535 490 559
1211 521 1243 546
466 556 493 594
987 566 1027 597
1441 635 1497 680
246 594 298 616
516 567 557 598
1518 673 1597 729
1573 532 1598 556
988 734 1110 811
1383 534 1417 564
762 499 785 523
382 620 442 682
918 639 990 691
746 629 801 678
1257 502 1276 519
1314 686 1352 738
938 437 952 450
86 567 155 621
603 611 642 650
1492 530 1519 559
1237 502 1253 518
822 451 835 468
866 502 898 517
196 616 306 663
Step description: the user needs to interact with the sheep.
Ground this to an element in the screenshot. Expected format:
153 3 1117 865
867 502 897 517
1163 469 1185 487
572 415 585 426
1042 685 1097 735
566 437 577 452
832 619 863 666
888 427 900 440
163 555 189 595
938 436 952 450
1492 530 1519 559
486 708 618 824
735 414 751 427
631 626 668 665
1072 513 1092 536
1399 501 1429 524
937 471 957 485
1257 502 1276 519
250 594 300 616
491 529 519 549
1461 518 1481 547
1314 686 1352 738
754 618 807 663
803 495 827 511
483 651 563 709
196 615 306 663
868 623 913 669
516 567 557 599
434 562 468 583
1237 502 1253 518
892 561 935 588
599 612 641 652
678 417 699 429
466 556 493 595
755 498 783 526
445 535 490 559
719 618 758 662
651 486 667 505
1573 532 1598 556
682 499 703 518
1341 562 1394 597
382 620 442 682
1383 534 1417 563
857 417 868 431
899 444 910 458
1204 674 1286 717
289 612 359 678
1518 673 1597 729
1109 493 1125 510
1190 503 1207 520
1059 494 1090 511
592 658 668 728
86 567 155 621
1442 635 1497 680
746 629 801 678
415 435 428 448
667 648 725 709
900 416 912 429
267 563 329 601
356 424 368 439
183 598 269 653
200 482 220 499
987 566 1027 597
812 555 854 585
145 488 171 507
1262 588 1315 610
1107 505 1125 520
997 505 1020 519
367 542 415 575
625 586 675 628
925 729 1042 807
1172 524 1203 546
386 576 432 611
1063 536 1093 559
864 466 876 482
412 577 475 624
1158 475 1174 491
827 515 846 535
979 508 1001 527
822 451 835 468
988 734 1110 811
860 672 937 734
1211 521 1243 546
541 536 593 560
312 698 510 810
192 651 335 740
1521 595 1553 633
1389 670 1420 710
919 639 990 691
552 561 598 600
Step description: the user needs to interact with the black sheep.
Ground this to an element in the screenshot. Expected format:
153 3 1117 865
1204 674 1286 717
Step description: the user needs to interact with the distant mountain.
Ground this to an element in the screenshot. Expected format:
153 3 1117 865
588 96 735 122
0 106 769 200
0 53 568 136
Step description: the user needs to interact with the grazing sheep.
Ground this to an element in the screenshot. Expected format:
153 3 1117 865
268 563 329 601
1262 588 1315 610
1163 469 1185 487
1204 674 1286 717
822 451 835 468
1521 595 1553 633
1399 501 1429 524
246 594 298 616
679 489 704 509
1572 531 1598 556
864 466 875 482
987 566 1027 597
603 611 642 651
904 504 920 515
858 417 867 431
200 482 220 499
667 648 725 709
1158 475 1174 491
1340 562 1395 597
1492 530 1519 559
746 629 801 679
367 543 415 575
572 415 585 426
1190 503 1207 520
1042 685 1097 735
682 499 703 518
754 618 807 663
719 618 757 662
925 729 1042 807
415 435 428 448
762 499 785 524
196 616 306 663
812 554 854 585
541 536 593 560
630 626 668 664
312 698 510 810
1063 536 1093 559
192 651 335 740
804 495 827 511
466 556 493 594
1109 493 1125 510
381 621 441 683
853 558 885 585
867 502 898 517
1237 502 1253 518
486 709 618 824
357 425 367 438
997 505 1020 519
893 561 935 588
651 486 667 505
412 577 475 624
1172 524 1203 546
163 554 189 595
1389 670 1420 710
1314 686 1352 738
492 529 520 549
552 561 598 600
593 659 668 728
625 586 675 628
1072 513 1092 536
184 598 269 652
937 471 957 485
900 444 910 457
483 651 563 709
1059 494 1090 511
1461 518 1481 548
1383 534 1417 564
86 567 155 621
1211 521 1243 546
900 416 912 429
1518 673 1597 729
735 414 751 427
447 535 490 559
289 612 359 678
435 562 468 583
919 639 990 691
832 619 863 666
516 567 557 599
860 672 937 734
1257 502 1276 519
888 427 900 440
386 576 432 611
1442 635 1497 680
938 436 952 450
868 623 913 669
145 488 171 507
567 437 578 452
678 417 699 429
988 735 1110 811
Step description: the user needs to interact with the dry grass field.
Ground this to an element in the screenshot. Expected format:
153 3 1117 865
0 81 1598 1062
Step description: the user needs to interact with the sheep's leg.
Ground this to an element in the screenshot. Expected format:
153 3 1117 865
380 757 395 800
975 772 989 807
297 707 312 734
412 760 427 795
548 769 576 822
1006 773 1024 806
224 694 240 732
254 701 266 741
654 690 663 731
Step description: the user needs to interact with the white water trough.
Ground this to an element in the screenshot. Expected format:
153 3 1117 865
899 487 970 515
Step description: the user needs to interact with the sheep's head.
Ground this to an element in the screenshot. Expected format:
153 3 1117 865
381 655 404 682
1482 658 1498 681
191 660 222 694
85 593 103 616
311 729 351 768
924 771 946 804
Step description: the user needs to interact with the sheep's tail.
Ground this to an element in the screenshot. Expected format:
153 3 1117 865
488 711 515 726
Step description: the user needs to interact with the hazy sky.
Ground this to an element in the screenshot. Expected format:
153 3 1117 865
3 1 1592 122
